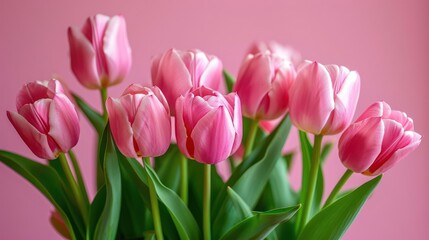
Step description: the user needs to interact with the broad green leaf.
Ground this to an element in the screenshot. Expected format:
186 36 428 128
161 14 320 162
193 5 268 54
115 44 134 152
0 151 84 239
144 164 200 240
155 144 181 192
220 206 300 240
213 115 291 239
298 175 382 240
227 187 252 219
94 130 122 240
223 70 235 92
87 186 106 240
72 93 104 135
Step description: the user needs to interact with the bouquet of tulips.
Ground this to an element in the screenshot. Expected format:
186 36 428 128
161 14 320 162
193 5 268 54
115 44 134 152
1 14 421 240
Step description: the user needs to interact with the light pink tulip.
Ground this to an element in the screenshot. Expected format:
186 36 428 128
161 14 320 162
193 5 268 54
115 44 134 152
234 52 296 120
339 101 421 176
7 80 80 160
106 84 171 158
151 49 225 114
175 86 242 164
289 61 361 135
68 14 132 89
248 41 302 66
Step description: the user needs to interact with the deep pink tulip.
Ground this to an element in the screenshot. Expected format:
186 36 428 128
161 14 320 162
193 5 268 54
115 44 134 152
289 61 361 135
339 101 421 176
106 84 171 158
175 86 242 164
234 52 296 120
248 41 302 66
68 14 132 89
151 49 225 114
7 80 80 160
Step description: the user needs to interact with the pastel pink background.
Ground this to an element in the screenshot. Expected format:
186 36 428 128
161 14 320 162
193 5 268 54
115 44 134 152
1 1 428 239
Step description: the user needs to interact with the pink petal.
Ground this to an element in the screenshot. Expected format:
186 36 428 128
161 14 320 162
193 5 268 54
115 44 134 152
48 94 80 152
106 97 136 158
16 81 50 109
356 101 391 122
7 111 56 159
289 62 335 134
339 117 384 173
150 53 162 83
199 56 223 91
191 106 235 164
18 99 51 134
390 110 414 131
175 96 191 158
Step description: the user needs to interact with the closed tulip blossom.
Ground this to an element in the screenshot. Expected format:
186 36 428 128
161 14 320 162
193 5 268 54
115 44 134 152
248 41 302 67
106 84 171 158
68 14 132 89
175 86 242 164
151 49 224 114
289 61 361 135
339 101 421 176
234 52 296 120
7 80 80 160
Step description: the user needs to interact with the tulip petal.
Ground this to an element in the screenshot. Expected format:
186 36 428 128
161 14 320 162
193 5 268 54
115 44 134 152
339 117 384 173
106 97 136 158
191 106 235 164
18 99 51 134
16 81 50 109
7 111 56 159
224 93 243 153
390 110 414 131
289 62 334 134
132 95 171 157
199 56 223 91
356 101 391 122
48 94 80 152
175 96 191 158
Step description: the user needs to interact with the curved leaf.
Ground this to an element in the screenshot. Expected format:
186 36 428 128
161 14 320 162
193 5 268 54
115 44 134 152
87 186 106 240
227 187 252 219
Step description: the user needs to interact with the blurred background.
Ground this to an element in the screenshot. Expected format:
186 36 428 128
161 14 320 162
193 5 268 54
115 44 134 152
0 0 427 239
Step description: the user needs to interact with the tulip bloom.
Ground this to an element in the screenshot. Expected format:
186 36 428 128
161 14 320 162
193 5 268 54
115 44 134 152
234 52 296 120
7 80 80 160
289 61 360 135
248 41 302 66
175 87 242 164
68 14 132 89
151 49 224 114
106 84 171 158
339 101 421 176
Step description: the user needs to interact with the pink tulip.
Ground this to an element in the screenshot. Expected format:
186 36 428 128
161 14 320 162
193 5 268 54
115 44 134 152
175 86 242 164
339 101 421 176
248 41 302 66
234 52 296 120
68 14 132 89
50 210 71 239
106 84 171 158
151 49 225 114
289 61 360 135
7 80 80 160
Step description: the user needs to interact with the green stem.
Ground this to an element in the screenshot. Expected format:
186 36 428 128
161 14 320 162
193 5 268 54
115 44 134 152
297 134 323 233
58 153 88 224
244 119 259 158
203 164 211 240
323 169 353 208
180 155 188 205
68 150 89 206
100 87 108 122
144 158 163 240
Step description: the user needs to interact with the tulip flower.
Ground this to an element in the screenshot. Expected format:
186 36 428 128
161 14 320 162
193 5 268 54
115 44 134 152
106 84 171 158
50 210 71 239
175 86 242 164
151 48 224 114
289 61 361 135
68 14 132 89
339 101 421 176
234 52 296 120
248 41 302 66
7 80 80 160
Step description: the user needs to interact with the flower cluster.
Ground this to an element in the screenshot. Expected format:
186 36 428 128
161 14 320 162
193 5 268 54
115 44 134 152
1 14 421 240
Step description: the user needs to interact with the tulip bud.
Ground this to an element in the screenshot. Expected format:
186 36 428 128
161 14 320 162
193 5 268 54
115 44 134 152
339 101 421 176
106 84 171 158
68 14 132 89
175 86 242 164
247 41 302 67
234 52 296 120
151 48 224 114
289 61 361 135
50 210 71 239
7 80 80 160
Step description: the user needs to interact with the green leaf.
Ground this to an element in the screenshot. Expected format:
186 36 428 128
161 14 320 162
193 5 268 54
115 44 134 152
320 142 333 164
0 151 84 239
213 115 292 239
227 187 252 219
93 129 122 240
144 164 200 240
223 70 235 92
87 186 106 240
72 93 105 135
220 206 300 240
155 144 181 192
298 175 383 240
